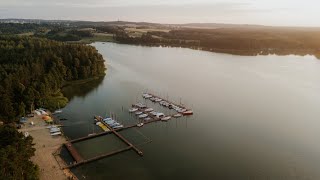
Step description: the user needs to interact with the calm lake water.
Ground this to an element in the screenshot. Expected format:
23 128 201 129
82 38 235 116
59 42 320 180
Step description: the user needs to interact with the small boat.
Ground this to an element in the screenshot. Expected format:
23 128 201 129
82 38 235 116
53 109 62 114
46 125 57 129
135 111 143 115
144 108 153 112
138 114 148 118
173 114 183 118
137 123 144 127
109 123 121 127
88 133 96 136
142 93 152 99
105 121 117 125
156 113 165 118
129 108 139 113
96 122 102 125
150 97 156 102
104 117 113 121
134 103 146 108
144 117 151 121
161 116 171 121
50 128 61 133
51 132 62 136
155 98 162 102
113 125 124 129
178 109 187 113
182 110 193 115
60 118 68 121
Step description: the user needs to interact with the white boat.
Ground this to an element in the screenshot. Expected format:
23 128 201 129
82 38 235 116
134 103 147 108
138 114 148 118
135 111 143 115
161 116 172 121
51 132 62 136
50 128 61 133
137 123 144 127
156 113 165 118
96 122 102 125
113 125 124 129
178 109 187 113
53 109 62 114
142 93 152 99
129 108 139 112
144 108 153 112
173 114 183 118
155 98 162 102
144 117 151 121
88 133 97 136
46 125 57 129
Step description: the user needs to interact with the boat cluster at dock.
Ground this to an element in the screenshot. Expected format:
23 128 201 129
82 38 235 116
95 116 124 130
130 102 173 122
142 93 193 116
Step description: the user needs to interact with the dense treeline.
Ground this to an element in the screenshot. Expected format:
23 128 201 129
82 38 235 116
0 23 45 34
0 125 39 179
44 28 94 41
0 36 105 123
116 28 320 58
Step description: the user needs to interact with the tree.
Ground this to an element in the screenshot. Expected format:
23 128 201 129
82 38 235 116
0 125 39 180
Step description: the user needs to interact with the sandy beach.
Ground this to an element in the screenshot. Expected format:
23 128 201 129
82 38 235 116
19 114 76 180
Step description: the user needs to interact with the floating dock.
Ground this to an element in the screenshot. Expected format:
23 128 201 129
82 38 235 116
64 142 84 163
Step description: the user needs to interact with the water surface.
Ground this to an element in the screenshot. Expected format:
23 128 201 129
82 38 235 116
61 43 320 180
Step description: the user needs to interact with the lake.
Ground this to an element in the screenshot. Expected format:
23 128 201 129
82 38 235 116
59 42 320 180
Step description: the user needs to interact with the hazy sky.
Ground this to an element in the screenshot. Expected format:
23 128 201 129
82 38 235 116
0 0 319 26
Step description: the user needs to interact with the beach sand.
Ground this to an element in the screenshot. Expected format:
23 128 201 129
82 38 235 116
19 114 77 180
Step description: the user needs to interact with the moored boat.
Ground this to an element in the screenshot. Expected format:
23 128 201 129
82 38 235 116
138 114 148 118
51 132 62 136
137 123 144 127
161 116 171 121
135 111 143 115
144 117 151 121
113 125 124 129
129 108 139 112
173 114 183 118
155 98 162 102
182 110 193 115
144 108 154 112
143 93 152 99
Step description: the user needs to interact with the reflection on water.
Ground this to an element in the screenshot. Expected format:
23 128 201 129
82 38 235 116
62 76 105 100
59 42 320 180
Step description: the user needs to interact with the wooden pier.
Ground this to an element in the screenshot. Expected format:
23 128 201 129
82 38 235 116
64 146 132 169
64 142 84 163
62 94 193 169
95 116 143 156
147 93 188 110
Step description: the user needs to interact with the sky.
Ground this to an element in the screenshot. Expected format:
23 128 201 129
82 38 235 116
0 0 319 27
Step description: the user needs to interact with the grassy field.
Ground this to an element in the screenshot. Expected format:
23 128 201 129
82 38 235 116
79 33 114 43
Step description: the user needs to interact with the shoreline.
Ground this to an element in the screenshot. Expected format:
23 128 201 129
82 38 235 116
19 113 78 180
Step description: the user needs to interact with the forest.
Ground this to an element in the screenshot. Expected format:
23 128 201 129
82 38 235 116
0 125 39 179
0 36 106 123
115 27 320 58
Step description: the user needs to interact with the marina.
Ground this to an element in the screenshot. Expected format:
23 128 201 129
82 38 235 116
60 92 194 170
